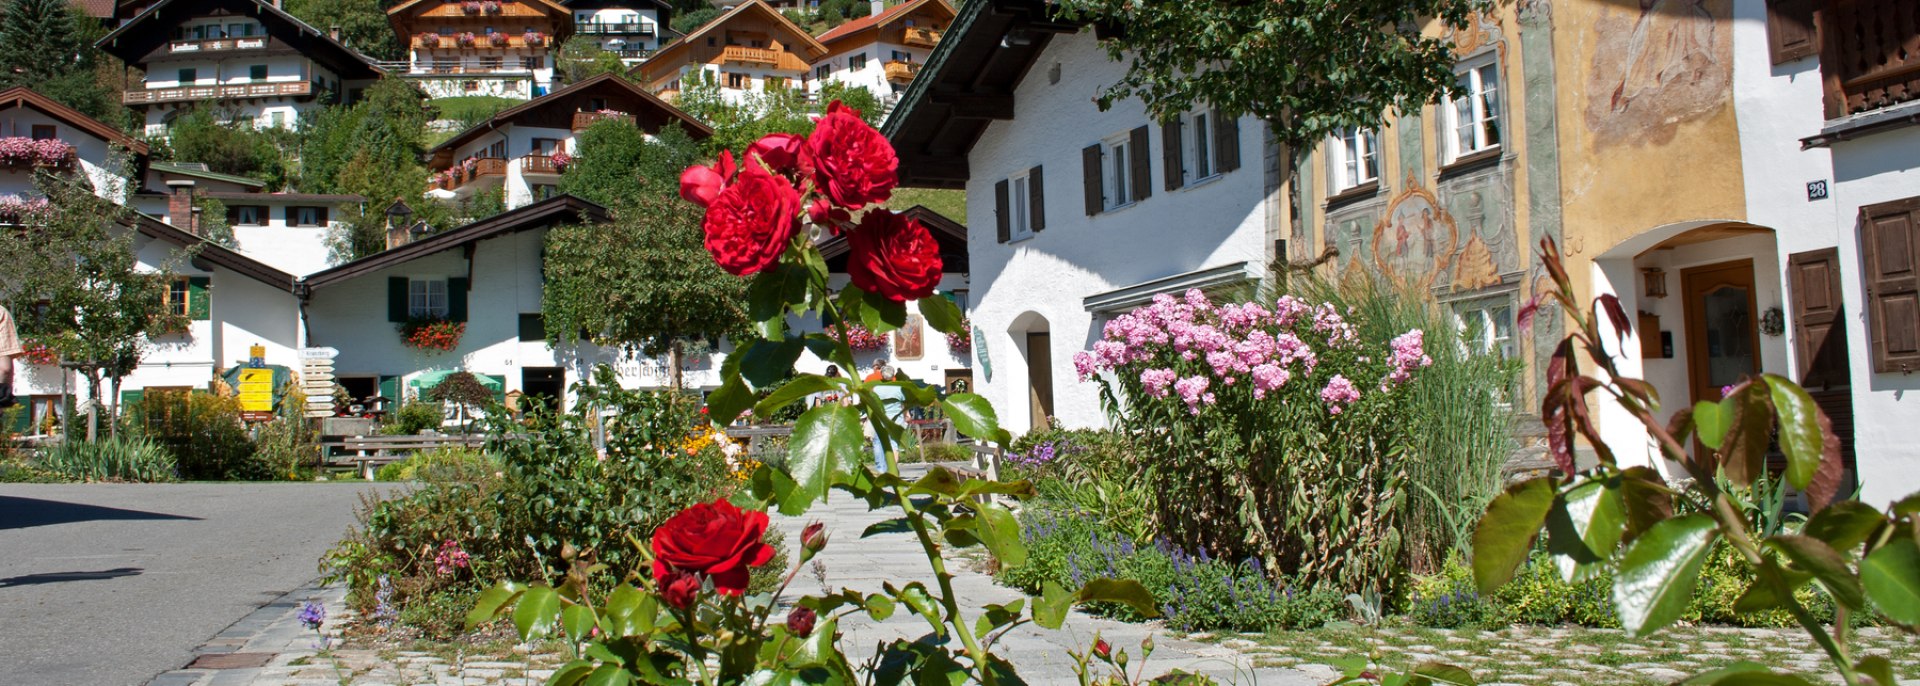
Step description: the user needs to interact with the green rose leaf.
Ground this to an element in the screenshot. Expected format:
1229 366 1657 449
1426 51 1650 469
1409 662 1477 686
786 617 838 669
1677 662 1769 685
512 583 562 640
1765 534 1864 610
1732 562 1811 615
754 374 837 419
861 288 908 332
1618 466 1673 544
919 294 966 336
1721 385 1774 487
1034 581 1073 630
1613 513 1718 637
972 501 1027 569
1801 500 1883 555
896 582 947 638
782 405 863 516
1762 374 1823 490
864 593 896 621
706 374 756 428
742 337 805 389
1076 578 1161 618
1547 478 1627 582
907 466 965 497
1693 400 1730 451
464 580 525 631
1706 672 1816 686
1855 656 1896 686
1860 538 1920 625
546 661 596 686
1472 477 1556 595
560 604 597 644
942 393 1012 445
746 267 789 337
582 663 635 686
601 584 654 637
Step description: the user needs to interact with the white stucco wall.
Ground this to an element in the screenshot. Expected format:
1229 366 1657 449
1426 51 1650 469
962 30 1271 436
816 40 926 97
1729 0 1920 505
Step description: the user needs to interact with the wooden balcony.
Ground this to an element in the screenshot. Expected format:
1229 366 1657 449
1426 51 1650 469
572 110 634 130
715 45 810 72
168 36 269 53
520 153 560 175
578 22 655 36
431 157 506 192
123 80 313 105
884 60 921 83
901 27 941 48
1822 0 1920 118
413 35 547 50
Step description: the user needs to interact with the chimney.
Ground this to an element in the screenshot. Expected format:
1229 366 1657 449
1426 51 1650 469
870 1 885 17
165 179 197 235
329 25 342 41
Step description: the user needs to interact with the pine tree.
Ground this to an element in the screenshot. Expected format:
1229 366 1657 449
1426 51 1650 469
0 0 81 86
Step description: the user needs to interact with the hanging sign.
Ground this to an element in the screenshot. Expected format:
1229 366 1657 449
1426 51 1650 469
237 367 276 421
972 325 990 383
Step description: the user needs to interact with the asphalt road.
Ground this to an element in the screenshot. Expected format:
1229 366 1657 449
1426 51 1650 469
0 483 384 686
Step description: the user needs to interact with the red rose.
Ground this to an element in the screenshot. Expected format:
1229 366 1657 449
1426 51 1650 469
805 101 897 210
800 521 827 553
660 567 701 610
1093 639 1112 659
680 149 735 208
785 606 817 638
748 133 809 176
702 159 801 276
847 210 942 302
650 498 776 596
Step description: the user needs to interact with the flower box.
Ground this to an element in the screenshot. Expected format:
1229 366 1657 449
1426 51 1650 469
399 318 465 352
0 137 75 169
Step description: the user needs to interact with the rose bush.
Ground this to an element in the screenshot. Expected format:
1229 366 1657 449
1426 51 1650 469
649 498 775 596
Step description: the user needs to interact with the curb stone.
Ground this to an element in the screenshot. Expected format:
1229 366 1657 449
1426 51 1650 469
147 579 347 686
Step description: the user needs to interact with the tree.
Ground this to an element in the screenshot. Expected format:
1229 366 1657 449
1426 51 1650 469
556 37 628 84
558 119 703 206
283 0 404 60
1053 0 1484 149
820 83 885 127
428 371 494 432
0 0 127 126
164 107 292 188
302 79 445 261
671 7 721 34
542 193 748 390
0 165 190 441
674 79 815 156
195 197 236 248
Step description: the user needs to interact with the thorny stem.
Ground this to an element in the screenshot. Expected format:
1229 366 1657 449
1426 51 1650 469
1710 494 1859 685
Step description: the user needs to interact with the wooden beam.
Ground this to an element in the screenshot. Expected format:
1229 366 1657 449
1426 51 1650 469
929 92 1014 120
898 156 970 184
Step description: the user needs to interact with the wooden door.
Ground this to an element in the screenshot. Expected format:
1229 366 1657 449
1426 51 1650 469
1683 261 1762 405
1025 332 1053 431
1787 248 1858 476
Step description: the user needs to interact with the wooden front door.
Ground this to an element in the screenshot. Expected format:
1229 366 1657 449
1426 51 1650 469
1787 248 1858 478
1683 261 1762 405
1025 332 1054 430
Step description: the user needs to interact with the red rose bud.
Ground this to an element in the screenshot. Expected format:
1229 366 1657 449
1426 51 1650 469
1092 639 1112 660
661 568 701 610
807 198 850 229
847 210 942 302
785 606 817 638
680 149 735 208
701 159 802 277
748 133 809 176
806 100 897 210
801 521 827 554
650 498 777 596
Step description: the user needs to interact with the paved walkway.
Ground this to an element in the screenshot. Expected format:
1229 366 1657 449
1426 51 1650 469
0 483 383 686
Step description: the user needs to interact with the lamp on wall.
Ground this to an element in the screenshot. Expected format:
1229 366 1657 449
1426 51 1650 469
1641 268 1667 299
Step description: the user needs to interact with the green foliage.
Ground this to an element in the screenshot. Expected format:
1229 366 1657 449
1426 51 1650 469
1052 0 1485 148
303 79 444 261
383 400 444 435
0 0 125 125
283 0 403 60
194 197 236 248
122 391 270 480
163 107 291 189
428 371 496 408
558 119 705 206
670 7 721 34
820 82 885 126
35 436 176 482
907 440 972 464
675 79 817 157
430 95 521 130
253 383 319 479
889 187 967 224
373 445 496 482
555 37 628 84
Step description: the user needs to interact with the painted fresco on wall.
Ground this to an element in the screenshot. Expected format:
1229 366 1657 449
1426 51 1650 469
1441 171 1522 290
1372 186 1459 290
1585 0 1731 146
1325 204 1381 278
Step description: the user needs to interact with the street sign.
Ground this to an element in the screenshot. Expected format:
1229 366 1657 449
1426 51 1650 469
304 371 335 383
299 347 340 360
237 368 275 417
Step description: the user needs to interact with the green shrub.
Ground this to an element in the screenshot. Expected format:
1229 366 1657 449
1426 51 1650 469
122 391 265 480
383 400 444 435
36 437 177 482
907 440 973 464
374 446 496 482
253 382 319 480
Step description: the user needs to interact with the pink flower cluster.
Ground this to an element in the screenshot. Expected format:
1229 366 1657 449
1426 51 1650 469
1074 288 1429 416
433 540 471 576
0 137 74 167
0 195 53 224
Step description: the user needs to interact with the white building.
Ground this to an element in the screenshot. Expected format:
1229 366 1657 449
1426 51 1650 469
131 162 362 278
96 0 384 135
885 1 1272 435
570 0 674 65
424 73 712 210
1713 0 1919 505
811 0 950 102
0 87 148 204
386 0 572 99
630 0 825 103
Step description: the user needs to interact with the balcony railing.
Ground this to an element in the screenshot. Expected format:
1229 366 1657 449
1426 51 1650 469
578 22 655 36
572 110 634 130
124 80 314 105
720 45 780 65
169 36 268 53
609 48 653 59
413 35 550 50
1823 0 1920 118
431 157 507 192
883 60 921 83
416 64 537 75
901 27 940 48
522 153 564 175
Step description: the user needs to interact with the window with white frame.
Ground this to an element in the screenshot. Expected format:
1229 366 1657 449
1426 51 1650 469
1329 127 1380 192
1453 299 1515 360
1445 56 1502 162
410 279 449 319
1104 135 1133 210
1009 171 1034 241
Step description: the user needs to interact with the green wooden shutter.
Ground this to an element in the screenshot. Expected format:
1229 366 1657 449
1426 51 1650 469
1028 165 1046 232
187 277 211 320
388 277 408 322
378 375 399 401
447 277 469 322
5 404 30 433
119 388 143 408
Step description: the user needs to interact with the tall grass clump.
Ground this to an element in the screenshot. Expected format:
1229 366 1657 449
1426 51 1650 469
1284 275 1520 571
37 437 177 482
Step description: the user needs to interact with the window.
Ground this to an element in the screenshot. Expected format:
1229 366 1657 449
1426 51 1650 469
707 37 716 47
533 184 560 201
292 206 325 227
586 97 607 110
1104 135 1133 210
848 53 867 70
1445 57 1501 162
816 64 831 79
531 137 561 155
1454 300 1515 360
726 72 748 89
1010 173 1032 239
165 278 190 318
29 125 55 140
995 166 1045 243
229 205 266 226
409 279 449 319
1329 127 1380 191
480 56 502 71
891 50 910 62
522 56 542 70
248 64 267 81
439 26 454 36
178 68 197 83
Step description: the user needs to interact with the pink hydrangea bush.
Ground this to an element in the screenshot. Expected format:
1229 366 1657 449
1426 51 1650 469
0 137 75 167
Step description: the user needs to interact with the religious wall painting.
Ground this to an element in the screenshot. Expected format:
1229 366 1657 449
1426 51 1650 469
1326 204 1381 280
895 314 925 361
1584 0 1732 147
1372 185 1459 290
1440 171 1522 290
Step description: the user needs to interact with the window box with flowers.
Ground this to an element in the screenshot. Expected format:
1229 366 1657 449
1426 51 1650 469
0 137 75 169
0 196 53 225
549 150 572 172
522 31 546 47
830 323 888 352
456 32 477 48
417 32 442 48
945 316 971 355
460 0 482 13
399 317 465 352
485 29 506 46
20 340 58 367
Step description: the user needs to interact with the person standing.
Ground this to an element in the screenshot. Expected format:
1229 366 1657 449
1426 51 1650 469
869 366 906 472
0 304 20 409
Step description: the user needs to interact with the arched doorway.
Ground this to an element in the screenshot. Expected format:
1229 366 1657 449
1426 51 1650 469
1008 312 1053 433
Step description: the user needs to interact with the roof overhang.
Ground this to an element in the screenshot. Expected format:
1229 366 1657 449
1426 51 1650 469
127 213 299 293
301 194 610 292
0 87 150 159
1082 262 1258 314
98 0 383 79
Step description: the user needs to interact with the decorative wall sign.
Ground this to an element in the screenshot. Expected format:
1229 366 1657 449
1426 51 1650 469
894 314 925 360
972 326 991 383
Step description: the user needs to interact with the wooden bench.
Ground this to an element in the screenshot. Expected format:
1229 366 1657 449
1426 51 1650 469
329 434 487 479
